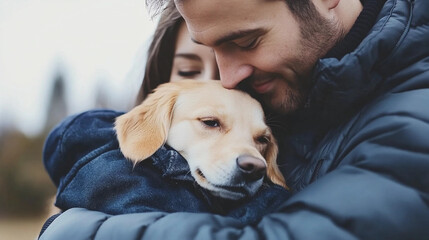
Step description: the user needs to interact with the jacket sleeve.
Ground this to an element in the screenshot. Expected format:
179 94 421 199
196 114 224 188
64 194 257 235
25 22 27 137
40 90 429 240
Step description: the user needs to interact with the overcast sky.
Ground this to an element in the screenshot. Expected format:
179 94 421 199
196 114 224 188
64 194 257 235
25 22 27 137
0 0 157 136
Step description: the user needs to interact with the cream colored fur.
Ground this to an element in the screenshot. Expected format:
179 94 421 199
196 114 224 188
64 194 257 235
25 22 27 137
115 80 286 199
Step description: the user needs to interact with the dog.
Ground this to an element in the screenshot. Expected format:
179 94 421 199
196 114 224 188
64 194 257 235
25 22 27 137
115 80 286 200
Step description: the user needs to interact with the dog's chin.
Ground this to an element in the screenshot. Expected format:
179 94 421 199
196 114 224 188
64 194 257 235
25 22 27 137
204 181 263 200
193 168 263 200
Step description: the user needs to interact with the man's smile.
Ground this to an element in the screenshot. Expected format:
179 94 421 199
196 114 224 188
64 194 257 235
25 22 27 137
251 78 275 94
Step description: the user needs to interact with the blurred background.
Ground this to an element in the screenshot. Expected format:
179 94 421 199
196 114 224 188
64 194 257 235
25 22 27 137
0 0 157 239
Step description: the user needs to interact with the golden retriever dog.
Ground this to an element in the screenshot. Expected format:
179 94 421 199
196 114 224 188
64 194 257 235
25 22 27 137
115 80 286 200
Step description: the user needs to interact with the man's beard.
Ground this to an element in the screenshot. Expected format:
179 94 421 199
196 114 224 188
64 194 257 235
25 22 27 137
238 7 345 115
266 11 345 115
262 76 309 115
237 75 309 115
294 0 346 58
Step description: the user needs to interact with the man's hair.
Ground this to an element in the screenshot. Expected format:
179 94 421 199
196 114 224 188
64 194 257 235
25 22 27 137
145 0 314 20
145 0 170 18
282 0 316 23
282 0 336 41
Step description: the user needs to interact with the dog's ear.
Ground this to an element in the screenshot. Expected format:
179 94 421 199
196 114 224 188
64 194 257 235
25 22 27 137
115 83 180 164
265 136 288 189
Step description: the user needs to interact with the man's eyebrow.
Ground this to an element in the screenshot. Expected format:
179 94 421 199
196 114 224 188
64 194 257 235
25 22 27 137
192 28 265 47
175 53 202 61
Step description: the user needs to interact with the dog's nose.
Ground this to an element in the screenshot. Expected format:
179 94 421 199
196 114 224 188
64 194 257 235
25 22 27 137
236 155 266 182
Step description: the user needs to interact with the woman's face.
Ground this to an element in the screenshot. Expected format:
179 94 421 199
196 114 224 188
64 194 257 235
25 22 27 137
170 22 219 82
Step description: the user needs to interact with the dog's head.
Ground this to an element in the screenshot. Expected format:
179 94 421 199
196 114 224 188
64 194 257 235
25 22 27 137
115 80 286 200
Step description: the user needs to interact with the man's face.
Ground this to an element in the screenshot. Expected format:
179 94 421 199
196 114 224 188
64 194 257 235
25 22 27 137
176 0 343 114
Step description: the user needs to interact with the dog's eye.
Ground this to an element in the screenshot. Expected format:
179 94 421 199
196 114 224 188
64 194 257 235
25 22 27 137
256 135 270 144
201 119 220 128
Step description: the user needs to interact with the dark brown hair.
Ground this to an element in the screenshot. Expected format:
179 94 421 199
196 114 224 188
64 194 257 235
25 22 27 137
143 0 317 54
136 1 183 104
146 0 313 20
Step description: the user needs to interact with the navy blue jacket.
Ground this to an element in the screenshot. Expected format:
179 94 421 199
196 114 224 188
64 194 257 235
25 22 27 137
40 0 429 239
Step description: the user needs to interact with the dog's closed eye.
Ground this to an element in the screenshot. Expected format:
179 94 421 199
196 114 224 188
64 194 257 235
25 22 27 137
199 117 221 128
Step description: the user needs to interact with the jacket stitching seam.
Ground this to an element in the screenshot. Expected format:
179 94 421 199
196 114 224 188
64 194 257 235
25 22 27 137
91 215 110 240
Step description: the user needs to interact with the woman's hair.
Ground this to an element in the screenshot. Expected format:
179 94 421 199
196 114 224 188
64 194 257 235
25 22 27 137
136 1 183 104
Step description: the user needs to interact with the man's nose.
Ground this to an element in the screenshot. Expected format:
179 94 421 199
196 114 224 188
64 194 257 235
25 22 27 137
215 52 253 89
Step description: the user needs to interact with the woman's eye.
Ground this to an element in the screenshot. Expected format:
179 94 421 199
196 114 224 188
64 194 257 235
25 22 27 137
201 119 220 128
178 70 201 77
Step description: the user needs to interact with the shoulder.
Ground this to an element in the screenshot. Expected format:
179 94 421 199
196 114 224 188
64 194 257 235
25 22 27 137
348 88 429 140
302 88 429 186
45 109 124 143
58 109 124 132
326 89 429 179
43 109 125 186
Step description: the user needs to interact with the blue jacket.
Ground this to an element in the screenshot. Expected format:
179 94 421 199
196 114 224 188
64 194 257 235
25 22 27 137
40 0 429 239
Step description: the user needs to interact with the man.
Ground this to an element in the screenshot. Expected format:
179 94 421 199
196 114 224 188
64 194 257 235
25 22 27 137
174 0 362 114
39 0 429 239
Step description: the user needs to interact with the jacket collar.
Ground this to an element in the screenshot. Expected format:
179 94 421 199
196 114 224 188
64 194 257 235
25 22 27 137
151 145 194 182
306 0 410 126
325 0 386 60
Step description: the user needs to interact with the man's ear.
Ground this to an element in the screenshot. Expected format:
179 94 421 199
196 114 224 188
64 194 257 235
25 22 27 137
115 83 180 164
264 135 288 189
311 0 341 16
316 0 340 10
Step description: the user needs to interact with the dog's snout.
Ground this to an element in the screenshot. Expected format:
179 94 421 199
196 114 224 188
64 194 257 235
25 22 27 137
236 155 266 181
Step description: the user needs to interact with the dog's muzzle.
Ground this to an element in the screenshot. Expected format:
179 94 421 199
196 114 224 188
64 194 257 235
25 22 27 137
235 155 266 183
211 155 266 200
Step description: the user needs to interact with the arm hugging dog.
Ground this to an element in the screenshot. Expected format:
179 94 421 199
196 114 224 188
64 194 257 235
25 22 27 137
43 80 290 226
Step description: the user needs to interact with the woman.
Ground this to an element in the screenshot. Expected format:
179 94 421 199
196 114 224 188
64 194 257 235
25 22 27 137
136 1 218 103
